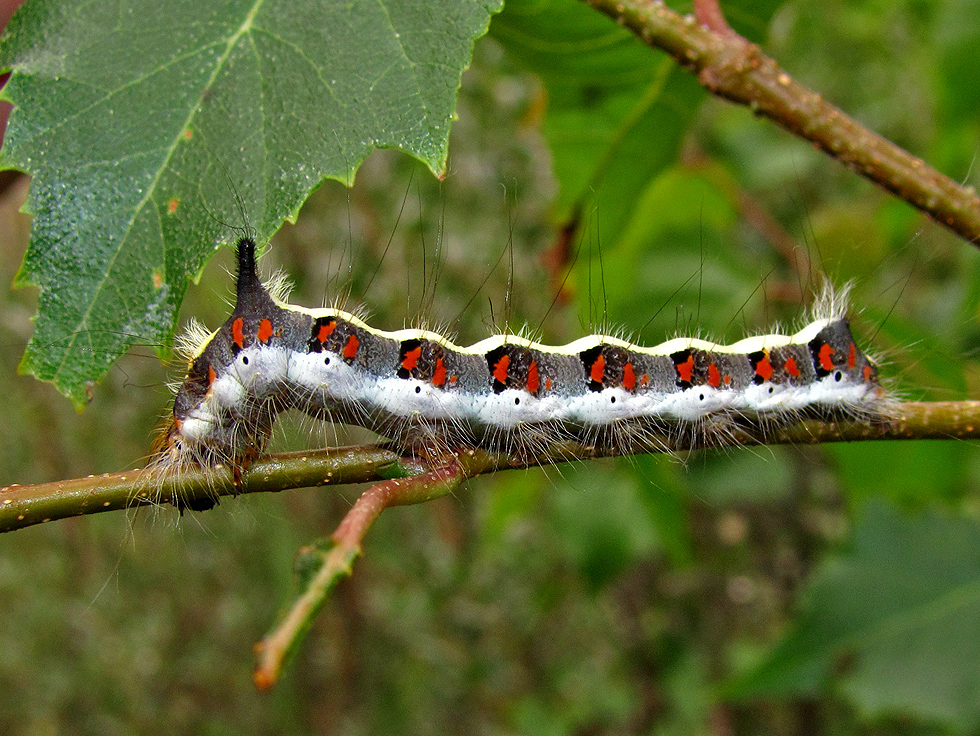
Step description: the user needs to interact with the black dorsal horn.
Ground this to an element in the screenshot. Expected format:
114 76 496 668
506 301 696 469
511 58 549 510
234 237 276 316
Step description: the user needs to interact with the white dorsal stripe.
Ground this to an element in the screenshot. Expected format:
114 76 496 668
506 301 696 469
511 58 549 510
277 298 841 358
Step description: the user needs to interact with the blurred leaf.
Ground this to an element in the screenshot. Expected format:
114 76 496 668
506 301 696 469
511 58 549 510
548 65 700 252
633 455 693 567
657 649 714 736
830 441 970 506
492 0 702 252
935 0 980 122
479 467 547 548
0 0 500 406
551 462 660 592
616 167 739 258
686 449 794 505
572 165 775 342
804 200 888 278
721 0 787 43
860 308 970 402
493 0 784 256
730 500 980 731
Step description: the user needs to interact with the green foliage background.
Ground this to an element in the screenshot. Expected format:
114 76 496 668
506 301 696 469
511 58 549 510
2 0 980 734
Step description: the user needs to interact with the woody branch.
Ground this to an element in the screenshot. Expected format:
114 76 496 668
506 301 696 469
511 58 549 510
581 0 980 246
2 400 978 534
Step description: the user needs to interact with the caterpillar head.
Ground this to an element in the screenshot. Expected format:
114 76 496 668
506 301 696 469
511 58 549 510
154 238 289 478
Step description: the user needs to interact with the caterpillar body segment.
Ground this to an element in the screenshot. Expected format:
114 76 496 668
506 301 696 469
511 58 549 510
155 238 885 477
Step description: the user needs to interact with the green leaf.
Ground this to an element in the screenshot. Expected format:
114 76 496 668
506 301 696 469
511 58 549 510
0 0 501 407
492 0 702 251
550 462 661 592
936 0 980 123
492 0 783 256
829 441 971 506
729 500 980 731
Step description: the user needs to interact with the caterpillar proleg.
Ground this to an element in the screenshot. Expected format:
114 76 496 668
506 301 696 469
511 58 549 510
153 237 887 480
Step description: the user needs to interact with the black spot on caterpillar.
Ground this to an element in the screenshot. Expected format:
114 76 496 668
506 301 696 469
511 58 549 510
152 238 886 482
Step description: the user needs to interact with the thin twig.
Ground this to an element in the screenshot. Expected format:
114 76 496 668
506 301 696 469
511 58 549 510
253 461 466 689
0 445 406 533
5 400 977 689
582 0 980 246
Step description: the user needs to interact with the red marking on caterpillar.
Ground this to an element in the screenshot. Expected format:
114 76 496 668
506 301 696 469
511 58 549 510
492 353 510 385
674 351 695 387
752 351 774 383
589 353 606 385
433 358 447 387
527 361 540 394
708 363 721 388
402 345 422 372
167 199 179 215
317 320 336 343
816 343 835 373
232 318 245 349
623 362 636 391
785 356 801 378
152 238 889 480
342 334 359 360
257 319 274 343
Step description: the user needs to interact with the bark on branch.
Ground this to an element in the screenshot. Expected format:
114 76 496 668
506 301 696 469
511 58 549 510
2 400 977 534
582 0 980 246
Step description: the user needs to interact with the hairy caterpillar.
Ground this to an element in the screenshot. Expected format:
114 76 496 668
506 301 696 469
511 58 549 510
152 237 886 481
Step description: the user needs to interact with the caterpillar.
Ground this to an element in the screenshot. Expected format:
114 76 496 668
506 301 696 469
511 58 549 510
152 236 887 482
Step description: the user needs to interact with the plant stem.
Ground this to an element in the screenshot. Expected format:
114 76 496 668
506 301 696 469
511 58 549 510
3 401 979 534
0 445 405 532
581 0 980 246
252 461 466 690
